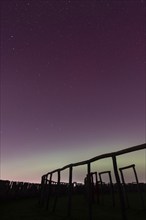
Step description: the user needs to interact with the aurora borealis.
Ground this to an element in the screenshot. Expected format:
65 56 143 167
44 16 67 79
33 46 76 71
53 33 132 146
1 0 145 183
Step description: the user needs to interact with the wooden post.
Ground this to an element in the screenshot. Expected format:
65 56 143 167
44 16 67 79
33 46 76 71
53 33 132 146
46 173 52 210
67 166 73 217
43 175 48 208
133 165 145 208
112 155 127 220
39 176 45 206
52 170 61 212
95 172 100 204
99 173 104 204
87 162 92 220
109 171 115 207
119 169 130 208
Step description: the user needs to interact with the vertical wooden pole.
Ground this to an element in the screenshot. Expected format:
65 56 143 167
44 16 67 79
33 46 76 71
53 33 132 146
39 176 44 206
112 155 127 220
99 173 104 204
109 171 115 207
87 162 92 220
46 173 52 210
67 166 73 217
44 175 48 208
119 169 130 208
52 170 61 212
133 165 145 208
95 172 100 204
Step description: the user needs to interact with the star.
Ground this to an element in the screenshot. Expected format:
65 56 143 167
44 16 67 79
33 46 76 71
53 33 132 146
26 2 30 6
9 35 15 40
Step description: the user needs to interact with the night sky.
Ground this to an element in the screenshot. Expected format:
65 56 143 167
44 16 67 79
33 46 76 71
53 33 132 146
1 0 145 183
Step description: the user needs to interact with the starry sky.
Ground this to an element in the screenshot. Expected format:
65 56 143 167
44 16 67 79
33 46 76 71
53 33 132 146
1 0 146 183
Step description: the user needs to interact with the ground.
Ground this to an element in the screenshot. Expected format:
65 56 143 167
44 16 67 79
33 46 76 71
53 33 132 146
1 193 146 220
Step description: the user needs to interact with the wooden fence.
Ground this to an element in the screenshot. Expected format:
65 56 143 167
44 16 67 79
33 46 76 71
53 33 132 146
0 180 41 200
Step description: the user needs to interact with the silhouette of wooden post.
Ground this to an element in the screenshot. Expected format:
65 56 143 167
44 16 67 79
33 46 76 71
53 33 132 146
98 173 105 204
39 175 45 206
87 162 92 220
133 165 145 208
90 172 99 204
90 173 94 203
95 172 100 204
112 155 127 220
119 164 145 209
42 175 48 207
52 170 61 212
67 166 73 217
46 173 52 210
99 171 115 207
119 167 130 208
109 171 115 207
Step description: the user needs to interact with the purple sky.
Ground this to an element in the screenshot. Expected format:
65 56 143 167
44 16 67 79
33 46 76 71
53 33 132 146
1 0 145 183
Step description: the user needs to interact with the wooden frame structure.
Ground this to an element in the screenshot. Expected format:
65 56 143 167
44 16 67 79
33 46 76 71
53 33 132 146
40 143 146 220
99 170 115 207
119 164 144 209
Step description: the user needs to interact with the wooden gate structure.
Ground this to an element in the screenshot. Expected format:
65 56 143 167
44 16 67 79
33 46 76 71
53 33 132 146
40 143 146 220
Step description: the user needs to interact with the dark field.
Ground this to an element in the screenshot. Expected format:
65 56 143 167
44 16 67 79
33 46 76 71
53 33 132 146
1 193 146 220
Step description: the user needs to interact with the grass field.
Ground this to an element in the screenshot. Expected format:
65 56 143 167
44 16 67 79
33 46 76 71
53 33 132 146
1 193 146 220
